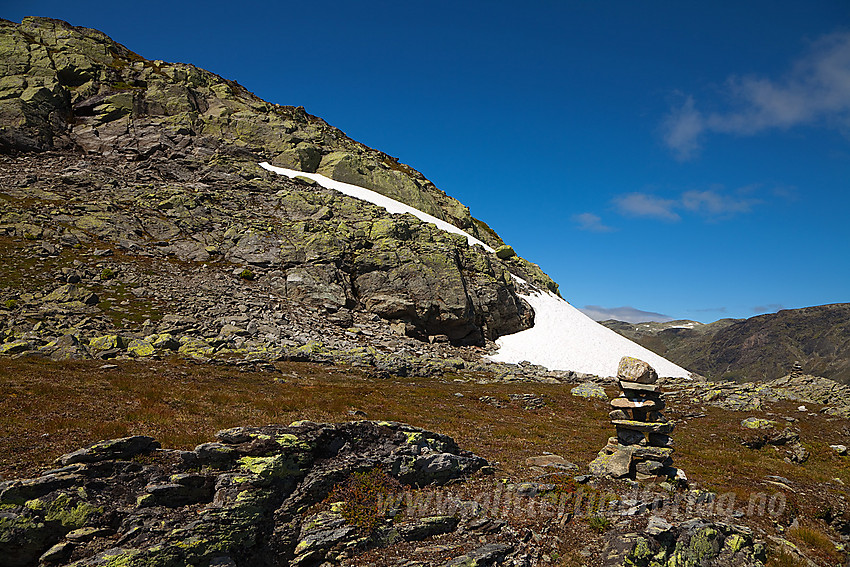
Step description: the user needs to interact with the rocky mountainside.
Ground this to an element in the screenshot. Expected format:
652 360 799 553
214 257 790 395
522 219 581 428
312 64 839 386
0 16 559 360
601 304 850 384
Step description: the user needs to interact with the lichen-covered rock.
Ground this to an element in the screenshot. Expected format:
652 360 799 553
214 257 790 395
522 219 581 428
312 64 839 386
740 417 776 430
494 245 516 259
589 444 635 478
56 435 160 466
0 421 488 567
571 381 608 400
41 284 99 306
618 356 659 385
603 518 766 567
126 338 155 357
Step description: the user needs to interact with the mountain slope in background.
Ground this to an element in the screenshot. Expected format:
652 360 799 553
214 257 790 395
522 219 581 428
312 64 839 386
601 303 850 384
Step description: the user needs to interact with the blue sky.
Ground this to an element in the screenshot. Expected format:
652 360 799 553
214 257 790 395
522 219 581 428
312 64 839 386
6 1 850 322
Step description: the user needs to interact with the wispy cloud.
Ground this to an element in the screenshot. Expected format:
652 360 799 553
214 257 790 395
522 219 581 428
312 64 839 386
661 95 703 160
613 193 680 221
662 31 850 159
611 187 760 222
752 303 784 314
581 305 674 324
680 189 760 217
572 212 615 232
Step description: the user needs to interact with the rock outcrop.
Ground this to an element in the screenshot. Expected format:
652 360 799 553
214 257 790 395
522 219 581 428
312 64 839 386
0 18 475 232
0 421 488 567
602 517 766 567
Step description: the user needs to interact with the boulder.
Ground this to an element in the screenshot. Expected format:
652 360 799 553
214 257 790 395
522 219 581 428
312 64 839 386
571 382 608 400
617 357 659 384
57 436 160 466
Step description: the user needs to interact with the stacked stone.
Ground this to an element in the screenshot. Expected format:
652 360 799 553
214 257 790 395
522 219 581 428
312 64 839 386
589 357 684 481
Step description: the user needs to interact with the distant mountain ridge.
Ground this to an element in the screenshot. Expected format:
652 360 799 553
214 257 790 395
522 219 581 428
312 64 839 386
601 303 850 384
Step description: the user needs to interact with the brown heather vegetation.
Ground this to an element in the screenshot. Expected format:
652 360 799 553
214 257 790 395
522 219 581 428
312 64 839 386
1 357 848 565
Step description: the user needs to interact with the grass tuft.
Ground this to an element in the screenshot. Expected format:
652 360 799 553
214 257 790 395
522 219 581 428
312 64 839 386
328 468 402 533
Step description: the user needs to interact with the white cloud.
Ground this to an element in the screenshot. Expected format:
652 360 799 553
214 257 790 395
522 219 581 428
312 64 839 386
608 187 763 223
613 193 680 221
680 190 759 217
661 95 704 160
580 305 675 324
662 31 850 158
572 212 614 232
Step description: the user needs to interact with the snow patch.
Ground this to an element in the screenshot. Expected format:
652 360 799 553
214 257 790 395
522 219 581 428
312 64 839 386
486 290 691 378
259 162 494 252
261 161 691 378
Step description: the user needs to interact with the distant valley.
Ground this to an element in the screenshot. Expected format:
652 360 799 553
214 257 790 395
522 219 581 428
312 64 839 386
601 303 850 384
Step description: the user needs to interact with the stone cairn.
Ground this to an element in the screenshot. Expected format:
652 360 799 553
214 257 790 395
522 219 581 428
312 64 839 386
589 357 684 481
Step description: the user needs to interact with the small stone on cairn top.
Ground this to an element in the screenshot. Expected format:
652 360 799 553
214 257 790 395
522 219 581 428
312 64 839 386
588 356 685 482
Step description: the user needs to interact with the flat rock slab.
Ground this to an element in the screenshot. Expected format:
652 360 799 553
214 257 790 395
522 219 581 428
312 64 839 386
612 420 675 434
525 455 577 470
619 381 662 394
632 446 674 460
610 397 663 410
445 543 514 567
588 446 634 478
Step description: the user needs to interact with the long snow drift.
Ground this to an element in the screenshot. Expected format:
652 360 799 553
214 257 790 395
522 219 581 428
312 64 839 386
260 161 691 378
486 290 691 378
259 163 494 252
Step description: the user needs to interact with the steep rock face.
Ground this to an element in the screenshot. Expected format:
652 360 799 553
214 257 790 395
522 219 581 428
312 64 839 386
601 304 850 384
0 17 559 345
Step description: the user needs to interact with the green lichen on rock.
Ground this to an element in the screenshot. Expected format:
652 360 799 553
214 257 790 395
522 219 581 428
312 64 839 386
571 382 608 400
724 533 747 554
671 526 720 566
126 338 154 357
177 337 215 359
494 244 516 259
88 334 124 352
403 431 448 453
0 339 30 355
237 454 300 480
740 417 777 430
626 537 653 565
273 433 313 451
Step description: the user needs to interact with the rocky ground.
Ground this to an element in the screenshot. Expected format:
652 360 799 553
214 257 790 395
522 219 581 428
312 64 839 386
0 421 781 567
1 356 849 567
